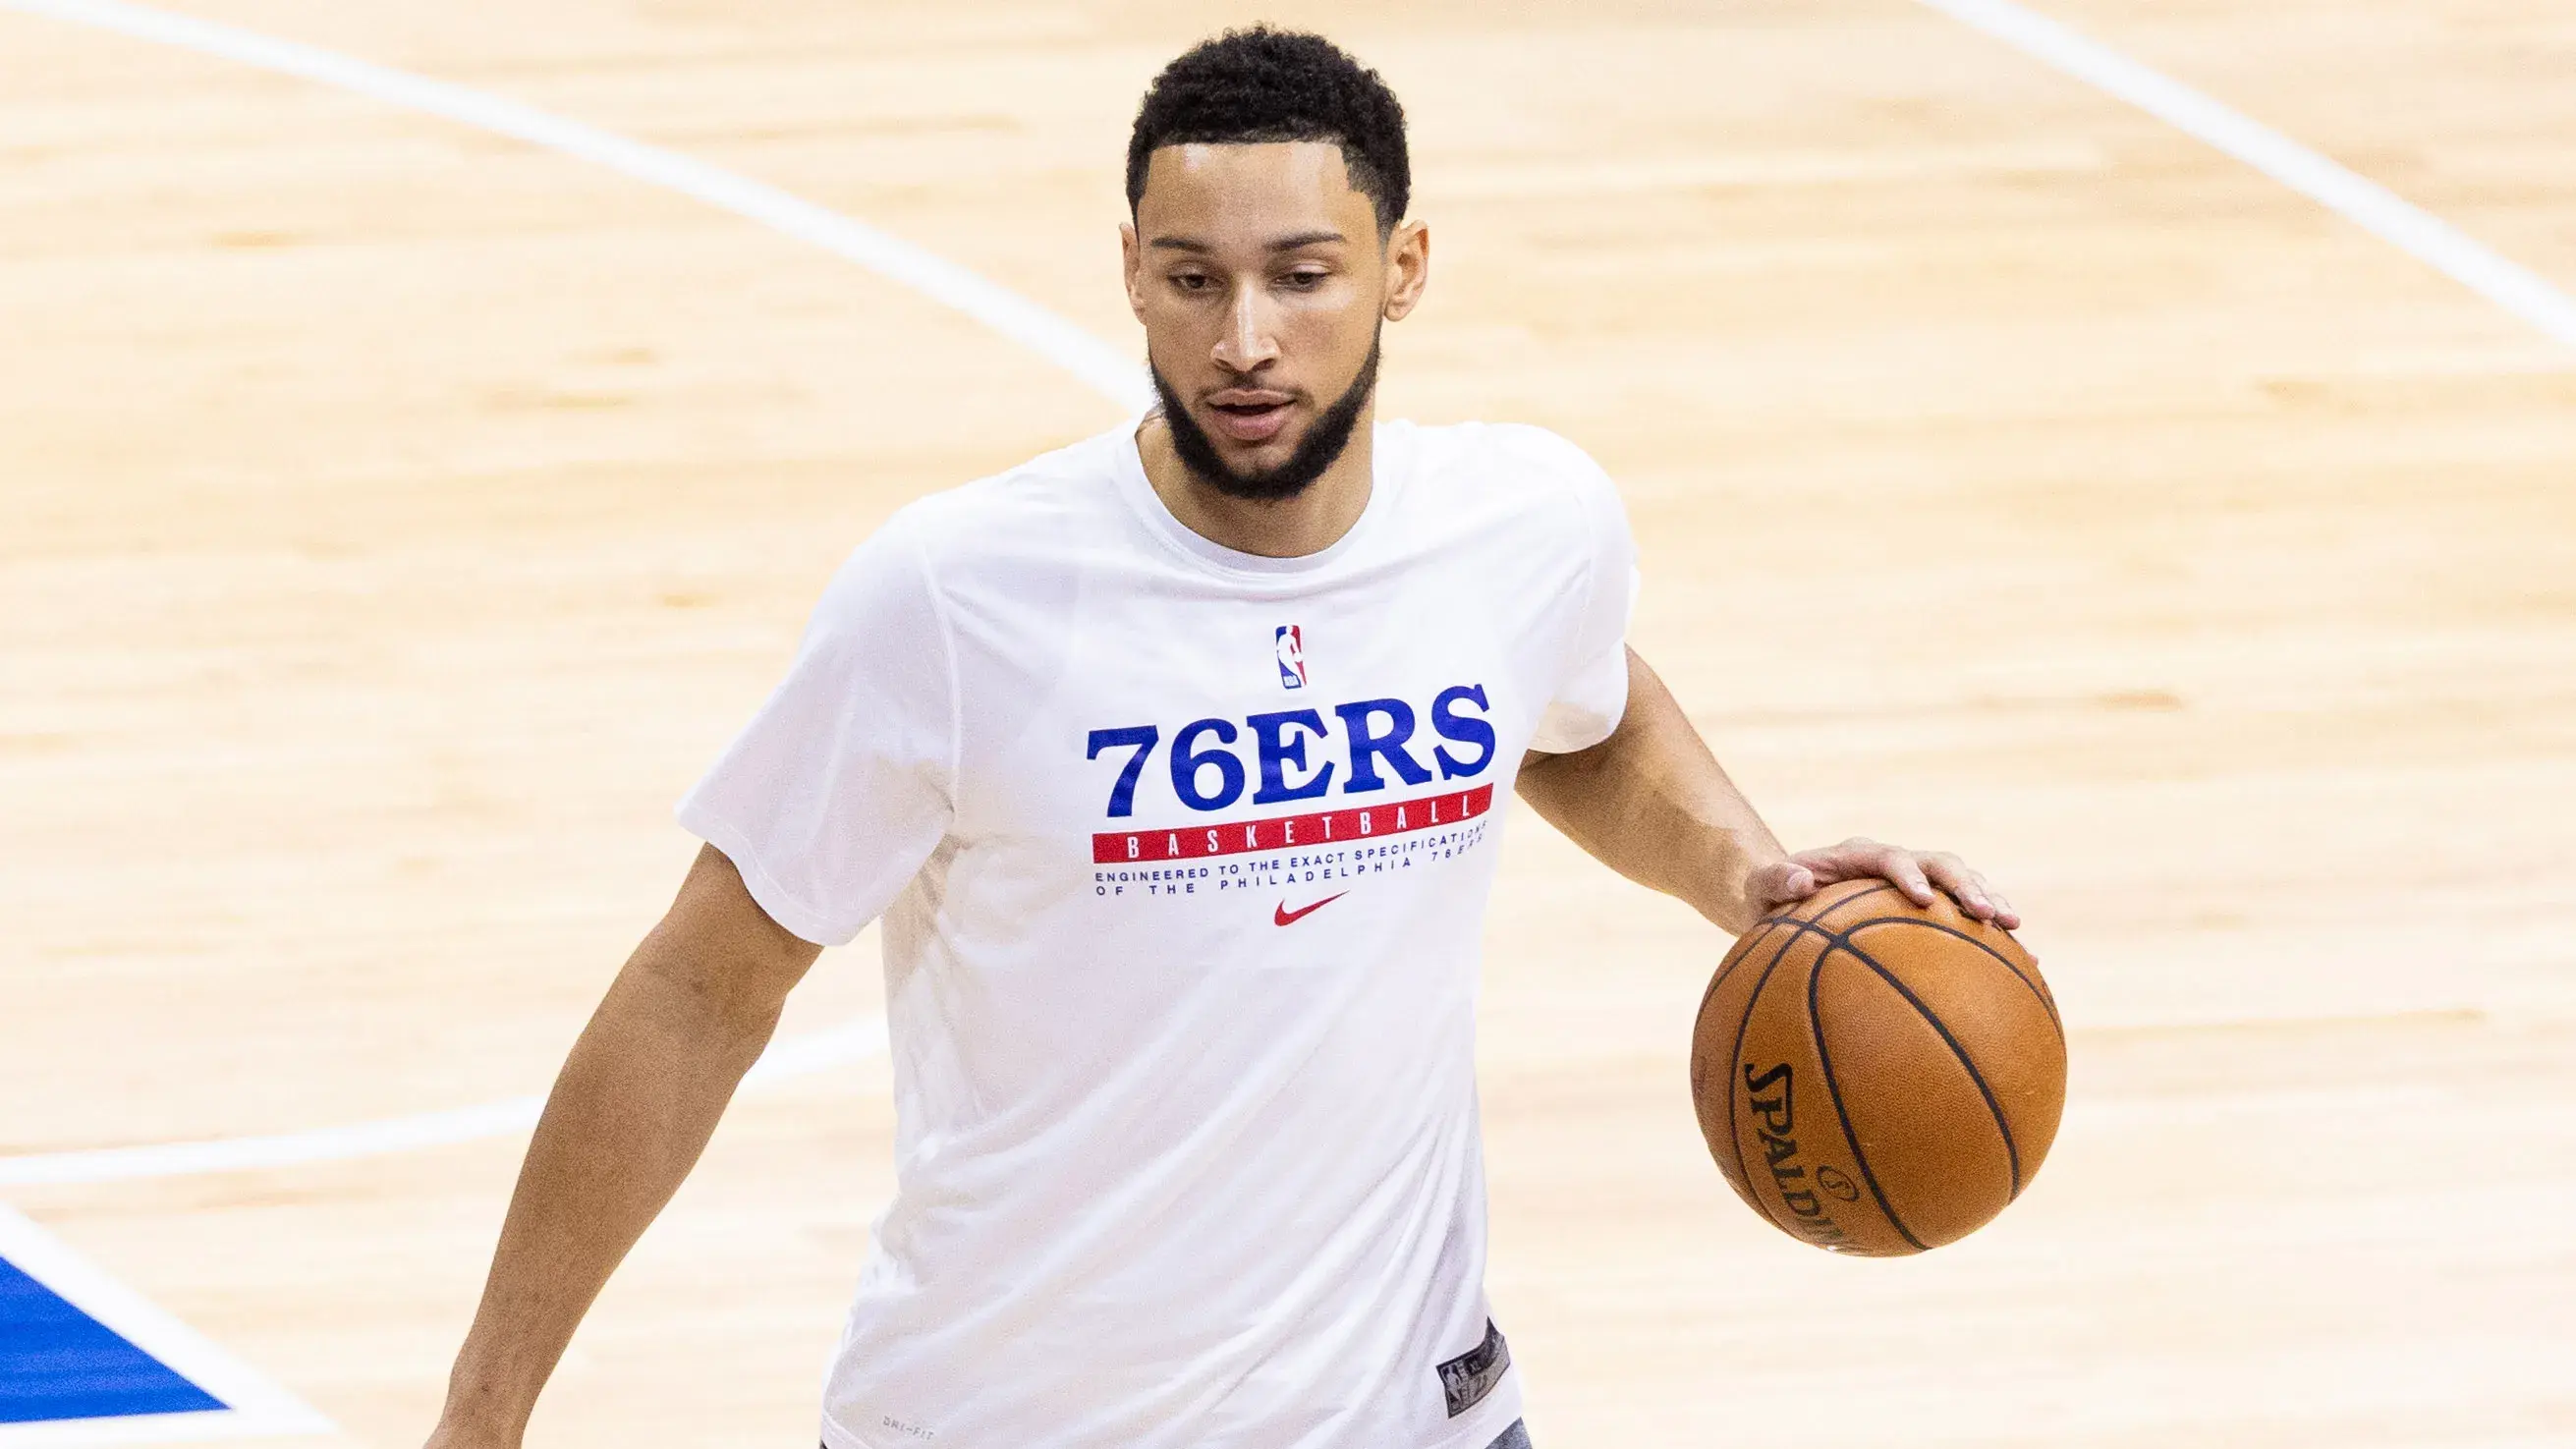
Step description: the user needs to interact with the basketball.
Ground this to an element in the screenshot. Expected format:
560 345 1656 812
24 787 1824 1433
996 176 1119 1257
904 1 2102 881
1690 879 2067 1256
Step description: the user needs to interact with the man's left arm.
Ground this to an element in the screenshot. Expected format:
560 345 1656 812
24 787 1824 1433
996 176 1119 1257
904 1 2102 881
1515 647 2019 937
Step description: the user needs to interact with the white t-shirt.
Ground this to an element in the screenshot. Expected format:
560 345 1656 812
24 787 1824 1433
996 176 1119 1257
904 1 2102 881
679 417 1637 1449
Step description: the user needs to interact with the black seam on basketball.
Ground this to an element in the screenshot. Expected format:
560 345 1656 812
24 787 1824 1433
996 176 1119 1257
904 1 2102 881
1832 934 2026 1199
1995 952 2063 1038
1693 919 1784 1152
1724 924 1818 1242
1696 918 1784 1026
1806 945 1927 1253
1749 880 1894 931
1754 880 1900 935
1835 914 2061 1035
1803 911 2060 1039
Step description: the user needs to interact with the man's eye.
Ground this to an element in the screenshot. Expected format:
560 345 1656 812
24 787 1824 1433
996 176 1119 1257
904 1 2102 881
1172 273 1213 291
1281 271 1327 290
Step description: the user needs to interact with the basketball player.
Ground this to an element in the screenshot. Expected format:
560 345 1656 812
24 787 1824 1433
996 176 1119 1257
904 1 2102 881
424 28 2018 1449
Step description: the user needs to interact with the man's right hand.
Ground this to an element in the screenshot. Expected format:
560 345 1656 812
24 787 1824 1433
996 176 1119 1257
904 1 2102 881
423 1421 516 1449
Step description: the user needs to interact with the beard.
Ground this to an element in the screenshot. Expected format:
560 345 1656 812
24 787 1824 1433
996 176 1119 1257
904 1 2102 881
1149 334 1381 503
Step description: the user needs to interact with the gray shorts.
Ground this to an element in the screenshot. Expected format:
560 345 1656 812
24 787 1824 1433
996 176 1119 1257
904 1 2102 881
821 1421 1529 1448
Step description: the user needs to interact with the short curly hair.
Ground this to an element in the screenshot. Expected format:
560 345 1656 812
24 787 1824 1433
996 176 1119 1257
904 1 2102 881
1126 27 1411 236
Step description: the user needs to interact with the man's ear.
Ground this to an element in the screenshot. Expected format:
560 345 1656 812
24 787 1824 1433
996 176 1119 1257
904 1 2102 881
1122 220 1148 321
1382 219 1429 321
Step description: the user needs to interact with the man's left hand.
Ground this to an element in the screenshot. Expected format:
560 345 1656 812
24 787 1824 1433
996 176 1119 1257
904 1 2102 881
1746 837 2021 931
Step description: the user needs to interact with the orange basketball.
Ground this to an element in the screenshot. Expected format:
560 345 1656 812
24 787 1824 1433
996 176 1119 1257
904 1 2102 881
1689 878 2066 1255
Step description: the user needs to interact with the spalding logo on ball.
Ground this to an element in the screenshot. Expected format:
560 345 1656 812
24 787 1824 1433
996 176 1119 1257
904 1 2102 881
1690 878 2067 1255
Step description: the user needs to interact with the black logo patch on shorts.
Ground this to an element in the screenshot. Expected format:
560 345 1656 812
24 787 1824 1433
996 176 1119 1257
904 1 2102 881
1435 1319 1511 1419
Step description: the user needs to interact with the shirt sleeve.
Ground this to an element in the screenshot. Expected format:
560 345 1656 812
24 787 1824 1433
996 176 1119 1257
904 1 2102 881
676 514 957 946
1526 433 1641 755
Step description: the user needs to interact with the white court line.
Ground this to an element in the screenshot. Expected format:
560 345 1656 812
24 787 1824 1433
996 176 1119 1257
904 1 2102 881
0 0 1151 411
1914 0 2576 352
0 1018 889 1189
0 0 1097 1191
0 1204 333 1445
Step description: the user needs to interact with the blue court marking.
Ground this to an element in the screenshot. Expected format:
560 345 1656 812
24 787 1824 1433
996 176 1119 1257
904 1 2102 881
0 1206 328 1445
0 1259 224 1424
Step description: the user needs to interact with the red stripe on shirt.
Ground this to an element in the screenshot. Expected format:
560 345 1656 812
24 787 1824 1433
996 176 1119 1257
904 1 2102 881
1092 784 1494 864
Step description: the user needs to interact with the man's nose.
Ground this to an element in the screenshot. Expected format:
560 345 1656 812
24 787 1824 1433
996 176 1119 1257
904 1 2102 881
1212 281 1281 372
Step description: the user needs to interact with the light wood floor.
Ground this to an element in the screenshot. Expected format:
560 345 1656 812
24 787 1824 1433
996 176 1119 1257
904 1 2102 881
5 1 2574 1444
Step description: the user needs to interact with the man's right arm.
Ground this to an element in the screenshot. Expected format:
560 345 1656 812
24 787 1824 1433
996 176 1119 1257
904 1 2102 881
426 843 821 1449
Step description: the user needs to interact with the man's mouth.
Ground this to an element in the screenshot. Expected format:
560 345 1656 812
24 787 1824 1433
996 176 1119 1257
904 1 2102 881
1204 389 1295 445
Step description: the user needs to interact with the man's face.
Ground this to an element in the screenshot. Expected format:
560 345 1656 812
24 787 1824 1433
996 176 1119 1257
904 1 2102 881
1124 141 1426 498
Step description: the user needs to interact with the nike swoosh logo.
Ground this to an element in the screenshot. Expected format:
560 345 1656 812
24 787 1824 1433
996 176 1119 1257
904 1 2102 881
1273 894 1346 926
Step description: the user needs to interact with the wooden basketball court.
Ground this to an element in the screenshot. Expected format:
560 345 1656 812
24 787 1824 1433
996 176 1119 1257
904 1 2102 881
4 0 2571 1443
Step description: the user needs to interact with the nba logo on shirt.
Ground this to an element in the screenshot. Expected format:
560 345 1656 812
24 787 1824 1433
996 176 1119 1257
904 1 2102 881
1274 625 1308 689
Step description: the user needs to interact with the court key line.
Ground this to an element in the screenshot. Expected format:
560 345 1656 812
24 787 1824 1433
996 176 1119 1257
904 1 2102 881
1914 0 2576 352
1 0 2569 1192
0 1019 889 1189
